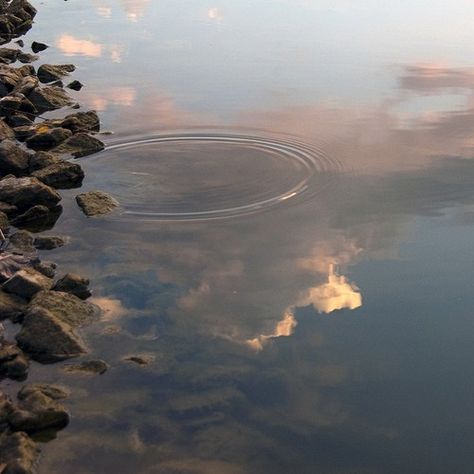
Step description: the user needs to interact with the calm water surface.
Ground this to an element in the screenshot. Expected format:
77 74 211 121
10 1 474 472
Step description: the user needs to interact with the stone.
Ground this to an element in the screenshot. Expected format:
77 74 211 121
3 267 53 299
11 204 62 232
37 64 75 84
33 235 67 250
13 75 38 96
17 53 37 64
0 176 61 210
16 306 87 362
61 110 100 133
63 359 109 375
0 48 19 64
0 432 40 474
0 341 28 380
0 94 21 115
53 273 90 300
25 127 72 150
0 289 26 321
30 290 97 327
0 210 8 231
5 113 32 127
124 354 154 366
31 160 84 189
0 139 30 174
52 132 104 158
27 86 72 113
32 261 56 279
12 124 35 141
28 150 60 171
0 117 14 139
76 190 119 217
31 41 48 54
66 80 83 91
9 230 34 253
15 40 24 48
0 201 17 216
8 383 69 433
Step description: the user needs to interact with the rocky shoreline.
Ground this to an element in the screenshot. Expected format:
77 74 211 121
0 1 117 472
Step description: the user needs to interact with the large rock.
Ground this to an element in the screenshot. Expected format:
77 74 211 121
8 230 34 253
3 267 53 299
0 176 61 210
0 431 39 474
53 273 91 300
31 159 84 189
0 289 26 321
61 110 100 133
28 150 60 171
30 290 97 327
0 341 28 380
8 383 69 433
52 132 104 158
25 127 72 150
16 306 87 362
0 139 30 175
27 86 72 113
76 190 118 216
37 64 75 84
0 117 14 139
11 204 62 232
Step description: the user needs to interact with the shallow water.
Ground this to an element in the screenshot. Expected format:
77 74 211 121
7 0 474 472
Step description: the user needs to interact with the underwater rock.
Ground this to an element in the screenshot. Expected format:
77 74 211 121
33 235 68 250
9 230 34 253
37 64 75 84
76 190 118 217
124 354 154 366
52 273 90 300
52 132 104 158
63 359 108 375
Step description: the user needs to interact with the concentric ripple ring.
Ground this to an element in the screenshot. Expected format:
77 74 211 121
85 132 343 221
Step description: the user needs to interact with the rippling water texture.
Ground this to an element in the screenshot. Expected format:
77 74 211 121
13 1 474 473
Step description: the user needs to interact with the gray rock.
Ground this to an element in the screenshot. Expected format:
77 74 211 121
31 160 84 189
27 86 72 113
16 306 87 362
0 289 26 321
31 42 48 54
52 132 104 158
76 190 119 217
8 383 69 433
37 64 75 84
0 139 30 175
0 431 39 474
61 110 100 133
63 359 109 375
3 267 53 299
25 127 72 150
30 290 97 327
0 341 28 380
0 176 61 210
53 273 90 300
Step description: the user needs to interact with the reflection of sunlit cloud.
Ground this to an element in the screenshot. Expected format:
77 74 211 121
90 296 128 321
86 86 136 111
56 34 102 57
208 7 223 21
121 0 150 22
96 6 112 18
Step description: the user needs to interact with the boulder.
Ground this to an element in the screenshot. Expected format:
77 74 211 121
11 204 62 232
25 127 72 150
8 230 34 253
52 132 104 157
76 190 118 217
0 431 39 474
0 201 17 216
0 139 30 175
5 112 32 127
37 64 75 84
0 176 61 210
28 150 60 171
0 289 26 320
32 260 56 279
53 273 90 300
0 117 13 139
0 341 28 380
31 41 48 54
3 267 53 299
61 110 100 133
31 160 84 189
27 86 72 113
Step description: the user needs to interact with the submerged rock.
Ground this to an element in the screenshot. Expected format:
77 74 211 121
63 359 109 375
76 190 119 217
53 273 90 300
37 64 75 84
33 235 68 250
52 132 104 158
124 354 154 366
3 267 53 299
31 159 84 189
0 431 39 474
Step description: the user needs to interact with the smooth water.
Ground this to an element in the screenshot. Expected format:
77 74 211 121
10 1 474 472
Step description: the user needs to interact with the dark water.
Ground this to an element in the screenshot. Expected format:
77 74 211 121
9 1 474 472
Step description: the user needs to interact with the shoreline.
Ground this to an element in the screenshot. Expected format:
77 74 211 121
0 1 114 472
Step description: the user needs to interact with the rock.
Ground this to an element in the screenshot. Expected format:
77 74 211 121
0 117 14 139
63 359 109 375
15 40 24 47
25 127 72 150
61 110 99 133
0 290 26 321
37 64 75 84
0 202 17 217
33 235 67 250
0 139 30 174
17 52 37 64
0 341 28 380
13 75 38 96
11 204 62 232
28 150 60 171
3 267 53 299
31 160 84 189
12 124 35 141
16 306 87 362
0 48 19 64
66 80 82 91
27 86 72 113
124 354 154 366
32 260 56 279
76 191 118 217
52 132 104 158
16 65 35 78
30 290 97 327
31 41 48 54
53 273 90 300
5 113 32 127
18 384 69 401
0 94 21 115
0 176 61 210
0 210 8 231
0 431 40 474
9 230 34 253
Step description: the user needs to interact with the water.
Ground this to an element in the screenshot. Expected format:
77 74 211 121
8 0 474 472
